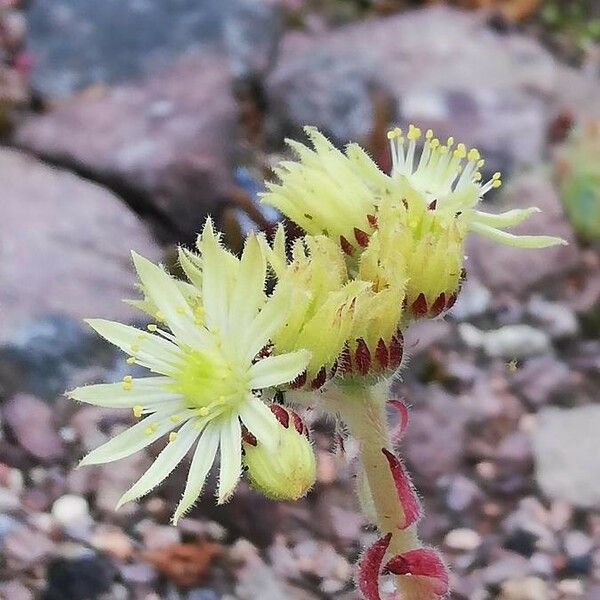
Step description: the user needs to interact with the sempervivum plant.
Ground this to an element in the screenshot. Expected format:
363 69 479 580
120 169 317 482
69 124 564 600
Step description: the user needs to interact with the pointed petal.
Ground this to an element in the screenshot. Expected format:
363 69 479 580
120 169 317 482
172 422 220 524
131 252 212 350
85 319 181 375
217 416 242 504
473 207 540 229
79 408 194 466
228 235 266 337
117 419 199 507
248 350 311 389
68 377 183 409
357 533 392 600
469 221 567 248
238 398 280 451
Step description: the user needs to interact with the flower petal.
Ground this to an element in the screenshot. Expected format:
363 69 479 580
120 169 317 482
248 350 311 389
79 408 193 466
172 421 220 524
68 377 183 409
473 207 540 229
239 398 280 451
217 416 242 504
131 252 213 350
469 221 567 248
85 319 182 375
382 448 421 529
117 419 200 508
227 234 266 340
384 548 449 599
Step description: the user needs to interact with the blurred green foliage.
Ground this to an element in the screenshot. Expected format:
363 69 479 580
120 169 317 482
555 123 600 243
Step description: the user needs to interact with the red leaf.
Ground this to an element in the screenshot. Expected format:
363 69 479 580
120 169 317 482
411 293 428 317
355 338 372 375
429 293 446 317
310 366 327 389
381 448 421 529
340 235 354 256
388 333 404 368
357 533 392 600
269 404 290 428
354 227 370 247
375 338 390 370
384 548 449 598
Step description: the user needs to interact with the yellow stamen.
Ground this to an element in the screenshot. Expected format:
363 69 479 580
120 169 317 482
126 357 136 365
147 323 158 332
169 432 178 443
133 405 143 418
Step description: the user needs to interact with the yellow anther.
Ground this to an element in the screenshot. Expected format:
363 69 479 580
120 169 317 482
426 129 434 140
477 159 485 168
168 432 178 443
492 180 502 189
199 407 210 416
387 129 397 140
144 423 158 435
454 143 467 158
430 138 440 149
126 357 136 365
170 414 182 423
474 172 482 182
122 382 132 391
439 145 448 154
407 124 422 140
123 375 133 384
394 126 402 137
131 344 140 353
467 148 481 161
446 136 454 147
133 405 143 418
147 323 158 332
492 172 501 180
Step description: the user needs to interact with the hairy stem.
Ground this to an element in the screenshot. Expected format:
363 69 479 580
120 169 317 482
322 380 423 599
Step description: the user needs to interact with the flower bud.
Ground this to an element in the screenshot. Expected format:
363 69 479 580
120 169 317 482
243 405 316 501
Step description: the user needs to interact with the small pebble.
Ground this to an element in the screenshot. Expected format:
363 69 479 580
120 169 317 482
52 494 91 530
444 528 482 552
499 576 549 600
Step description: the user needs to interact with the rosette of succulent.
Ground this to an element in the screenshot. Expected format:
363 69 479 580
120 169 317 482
69 125 564 600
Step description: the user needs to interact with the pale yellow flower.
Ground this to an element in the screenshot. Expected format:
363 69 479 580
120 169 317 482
68 221 310 523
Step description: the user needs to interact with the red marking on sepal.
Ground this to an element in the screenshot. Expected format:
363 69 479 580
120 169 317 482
241 425 257 446
270 404 290 428
388 333 404 368
290 410 304 435
389 400 409 439
354 227 370 248
375 338 389 370
355 339 372 375
340 235 354 256
338 344 352 374
357 533 392 600
367 213 378 228
311 366 327 389
381 448 421 529
411 293 428 317
445 292 457 311
430 293 446 317
427 199 437 210
383 548 449 598
290 370 307 389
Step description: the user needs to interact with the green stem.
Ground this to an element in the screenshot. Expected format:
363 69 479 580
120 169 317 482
322 379 423 599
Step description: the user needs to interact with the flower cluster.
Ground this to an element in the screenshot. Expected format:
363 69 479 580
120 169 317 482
69 124 564 598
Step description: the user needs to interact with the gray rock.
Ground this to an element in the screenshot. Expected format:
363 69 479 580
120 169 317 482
2 394 64 461
527 296 579 339
449 278 492 322
532 405 600 508
459 323 552 359
26 0 282 99
509 356 573 407
0 149 161 339
16 55 236 240
267 6 600 173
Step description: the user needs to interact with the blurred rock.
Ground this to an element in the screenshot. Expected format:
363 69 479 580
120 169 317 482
0 580 33 600
443 474 483 513
480 550 534 586
403 386 468 487
0 315 114 400
460 323 552 359
267 6 600 172
42 553 117 600
2 394 64 461
4 524 55 567
527 297 578 339
51 494 92 536
444 527 482 552
0 149 161 338
509 356 573 407
16 55 236 241
532 406 600 508
467 173 580 296
498 576 549 600
449 277 492 321
90 525 134 561
26 0 281 99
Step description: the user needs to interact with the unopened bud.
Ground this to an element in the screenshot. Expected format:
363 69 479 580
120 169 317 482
243 406 316 501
